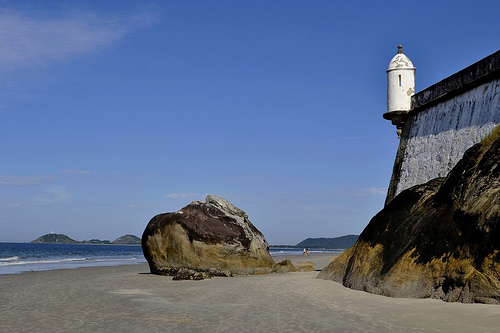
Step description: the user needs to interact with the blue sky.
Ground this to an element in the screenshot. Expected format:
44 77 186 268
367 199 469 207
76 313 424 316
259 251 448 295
1 1 499 244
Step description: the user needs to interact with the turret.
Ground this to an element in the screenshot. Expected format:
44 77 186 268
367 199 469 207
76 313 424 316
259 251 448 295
384 45 415 138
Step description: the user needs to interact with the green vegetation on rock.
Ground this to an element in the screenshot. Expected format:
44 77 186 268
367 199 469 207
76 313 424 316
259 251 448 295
480 124 500 153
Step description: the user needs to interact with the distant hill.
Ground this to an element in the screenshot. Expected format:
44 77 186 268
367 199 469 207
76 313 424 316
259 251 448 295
81 239 111 244
112 234 141 245
31 233 79 244
295 235 358 249
30 233 141 245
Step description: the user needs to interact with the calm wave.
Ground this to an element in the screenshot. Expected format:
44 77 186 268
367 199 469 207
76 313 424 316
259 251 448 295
0 243 342 275
269 247 342 256
0 242 145 275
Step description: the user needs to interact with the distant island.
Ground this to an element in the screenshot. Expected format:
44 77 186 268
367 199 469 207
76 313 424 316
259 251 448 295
31 233 141 245
31 233 358 249
296 235 358 249
273 235 359 249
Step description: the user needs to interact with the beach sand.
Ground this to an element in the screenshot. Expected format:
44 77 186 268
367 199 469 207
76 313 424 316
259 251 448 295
1 253 500 332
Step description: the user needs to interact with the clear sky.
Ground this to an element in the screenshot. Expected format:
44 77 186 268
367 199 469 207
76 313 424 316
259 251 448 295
1 1 499 244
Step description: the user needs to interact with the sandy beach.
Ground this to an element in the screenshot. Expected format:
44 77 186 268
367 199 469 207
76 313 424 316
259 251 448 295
2 253 500 332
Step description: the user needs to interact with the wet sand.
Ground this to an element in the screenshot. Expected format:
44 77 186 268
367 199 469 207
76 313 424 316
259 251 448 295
1 253 500 332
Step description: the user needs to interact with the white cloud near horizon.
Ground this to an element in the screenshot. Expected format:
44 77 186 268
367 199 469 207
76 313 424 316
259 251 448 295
60 169 94 175
329 187 387 197
34 185 70 205
0 6 160 71
264 188 387 201
356 187 387 196
0 174 55 187
164 193 206 199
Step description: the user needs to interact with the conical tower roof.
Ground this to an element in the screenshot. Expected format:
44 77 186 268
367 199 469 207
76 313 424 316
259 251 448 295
387 45 414 71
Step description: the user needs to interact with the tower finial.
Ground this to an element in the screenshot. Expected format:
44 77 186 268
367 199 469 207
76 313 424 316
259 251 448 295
397 45 403 54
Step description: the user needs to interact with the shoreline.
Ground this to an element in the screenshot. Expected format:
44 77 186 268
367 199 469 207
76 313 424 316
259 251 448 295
2 253 500 332
273 252 339 271
0 245 338 276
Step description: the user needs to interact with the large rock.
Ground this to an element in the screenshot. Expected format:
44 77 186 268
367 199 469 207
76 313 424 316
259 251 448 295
142 195 276 276
318 129 500 303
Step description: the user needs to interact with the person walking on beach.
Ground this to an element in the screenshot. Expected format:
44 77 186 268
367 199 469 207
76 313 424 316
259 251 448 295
303 248 306 256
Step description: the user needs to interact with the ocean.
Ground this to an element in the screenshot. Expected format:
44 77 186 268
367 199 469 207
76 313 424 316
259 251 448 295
269 248 342 257
0 242 342 275
0 242 145 275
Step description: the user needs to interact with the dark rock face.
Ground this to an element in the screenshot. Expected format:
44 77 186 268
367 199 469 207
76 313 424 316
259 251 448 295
319 133 500 303
170 268 233 281
142 195 276 276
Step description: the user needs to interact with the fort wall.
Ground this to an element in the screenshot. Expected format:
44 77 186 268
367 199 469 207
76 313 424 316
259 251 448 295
386 50 500 203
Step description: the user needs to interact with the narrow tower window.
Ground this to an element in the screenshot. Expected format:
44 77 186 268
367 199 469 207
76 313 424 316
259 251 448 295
398 75 402 87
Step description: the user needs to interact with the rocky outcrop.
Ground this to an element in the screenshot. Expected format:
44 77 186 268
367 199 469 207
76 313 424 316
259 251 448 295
319 129 500 303
275 259 296 273
142 195 276 277
31 233 79 244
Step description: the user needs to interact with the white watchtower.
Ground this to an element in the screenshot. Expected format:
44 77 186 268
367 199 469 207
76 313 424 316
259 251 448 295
383 45 416 138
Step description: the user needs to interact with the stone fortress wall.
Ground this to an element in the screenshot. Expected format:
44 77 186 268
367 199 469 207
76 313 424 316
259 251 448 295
386 50 500 203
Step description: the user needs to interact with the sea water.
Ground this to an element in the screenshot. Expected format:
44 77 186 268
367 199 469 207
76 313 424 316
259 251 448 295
0 243 342 275
269 248 342 256
0 242 145 275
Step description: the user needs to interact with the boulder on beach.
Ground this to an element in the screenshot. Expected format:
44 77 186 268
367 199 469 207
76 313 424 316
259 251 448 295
275 259 296 273
142 194 276 277
319 130 500 303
